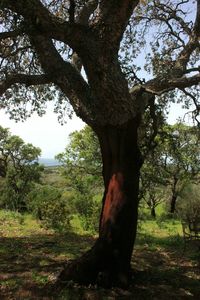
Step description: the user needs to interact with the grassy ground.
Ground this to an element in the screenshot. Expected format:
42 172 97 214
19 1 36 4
0 210 200 299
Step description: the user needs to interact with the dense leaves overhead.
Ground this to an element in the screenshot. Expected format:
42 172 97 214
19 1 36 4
0 0 200 125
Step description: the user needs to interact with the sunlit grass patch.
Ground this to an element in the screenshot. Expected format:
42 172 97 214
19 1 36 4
0 209 51 237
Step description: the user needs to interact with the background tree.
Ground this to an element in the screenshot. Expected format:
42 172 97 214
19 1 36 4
140 152 167 219
0 125 42 211
140 123 200 216
27 184 72 231
1 0 200 287
159 123 200 214
56 126 103 231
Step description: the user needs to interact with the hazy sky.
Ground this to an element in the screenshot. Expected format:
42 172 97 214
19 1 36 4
0 102 190 158
0 107 85 158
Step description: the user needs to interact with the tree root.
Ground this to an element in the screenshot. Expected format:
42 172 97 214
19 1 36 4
57 243 132 288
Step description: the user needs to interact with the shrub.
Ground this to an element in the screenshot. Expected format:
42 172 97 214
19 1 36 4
27 185 72 232
71 192 101 233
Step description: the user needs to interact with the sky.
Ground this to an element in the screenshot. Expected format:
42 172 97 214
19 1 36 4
0 107 85 158
0 102 190 158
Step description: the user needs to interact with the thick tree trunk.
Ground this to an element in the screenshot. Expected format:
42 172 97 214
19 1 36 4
59 118 142 287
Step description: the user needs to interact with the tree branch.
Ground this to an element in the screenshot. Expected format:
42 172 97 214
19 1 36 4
0 29 23 40
130 73 200 103
144 73 200 95
77 0 98 24
30 34 94 124
69 0 75 23
97 0 139 47
0 0 93 52
181 88 200 124
0 74 51 96
72 0 98 71
173 0 200 74
154 0 192 35
185 66 200 74
140 1 199 77
193 0 200 35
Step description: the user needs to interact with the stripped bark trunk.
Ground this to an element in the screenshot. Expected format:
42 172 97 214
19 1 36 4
59 117 142 287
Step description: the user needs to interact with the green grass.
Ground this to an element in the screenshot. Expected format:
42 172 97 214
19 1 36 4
0 209 200 299
0 209 52 237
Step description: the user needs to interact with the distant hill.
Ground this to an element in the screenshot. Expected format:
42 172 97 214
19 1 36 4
39 158 62 167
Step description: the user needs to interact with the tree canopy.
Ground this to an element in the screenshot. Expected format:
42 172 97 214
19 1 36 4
0 0 200 126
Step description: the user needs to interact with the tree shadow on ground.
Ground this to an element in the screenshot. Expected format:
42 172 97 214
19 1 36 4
0 232 199 299
131 233 200 299
60 233 200 300
0 232 94 299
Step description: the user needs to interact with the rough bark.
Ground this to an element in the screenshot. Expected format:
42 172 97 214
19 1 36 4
58 117 142 287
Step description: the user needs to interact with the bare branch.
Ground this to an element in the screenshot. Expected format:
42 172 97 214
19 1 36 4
153 0 192 35
173 0 200 74
181 88 200 124
181 88 199 108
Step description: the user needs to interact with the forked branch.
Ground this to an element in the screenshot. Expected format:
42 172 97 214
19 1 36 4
97 0 139 47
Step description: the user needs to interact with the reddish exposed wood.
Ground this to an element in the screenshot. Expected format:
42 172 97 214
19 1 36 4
59 117 142 287
100 172 125 228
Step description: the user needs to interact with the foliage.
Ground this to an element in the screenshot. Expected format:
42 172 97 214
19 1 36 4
158 123 200 212
140 148 167 218
140 122 200 214
27 184 72 232
56 126 103 232
73 193 101 232
56 126 102 179
0 1 200 123
176 183 200 223
57 123 200 221
0 125 42 211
